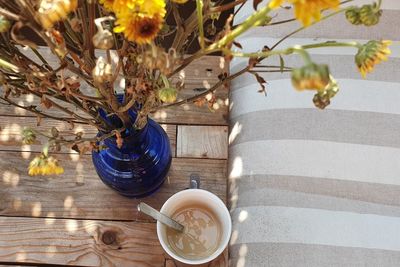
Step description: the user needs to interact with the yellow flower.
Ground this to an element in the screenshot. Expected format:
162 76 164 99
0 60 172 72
114 13 164 44
28 155 64 176
99 0 114 11
112 0 166 44
355 40 391 78
268 0 339 26
171 0 188 4
38 0 78 29
113 0 166 18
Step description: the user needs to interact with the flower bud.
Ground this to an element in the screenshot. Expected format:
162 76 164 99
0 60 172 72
93 17 115 50
93 29 114 50
345 8 362 25
38 0 78 29
158 87 177 103
291 63 330 91
22 128 36 145
359 3 382 26
92 57 113 84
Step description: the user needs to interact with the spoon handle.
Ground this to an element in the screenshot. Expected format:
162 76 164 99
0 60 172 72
138 202 184 232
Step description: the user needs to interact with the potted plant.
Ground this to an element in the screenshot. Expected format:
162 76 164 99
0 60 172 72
0 0 391 197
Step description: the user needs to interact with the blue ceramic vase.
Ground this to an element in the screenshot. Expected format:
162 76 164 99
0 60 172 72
92 109 172 198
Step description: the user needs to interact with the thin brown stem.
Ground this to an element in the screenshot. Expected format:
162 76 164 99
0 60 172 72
0 6 21 21
210 0 246 13
155 65 250 111
0 96 89 124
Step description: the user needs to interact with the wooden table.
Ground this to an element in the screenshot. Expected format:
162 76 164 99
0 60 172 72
0 56 229 266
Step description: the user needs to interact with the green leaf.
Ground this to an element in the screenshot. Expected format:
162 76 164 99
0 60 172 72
279 55 285 73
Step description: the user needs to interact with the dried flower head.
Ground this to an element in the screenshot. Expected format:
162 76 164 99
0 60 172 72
359 2 382 26
93 17 115 50
355 40 391 78
268 0 339 26
136 47 180 74
28 155 64 176
312 76 339 109
291 63 330 91
38 0 78 29
92 57 113 84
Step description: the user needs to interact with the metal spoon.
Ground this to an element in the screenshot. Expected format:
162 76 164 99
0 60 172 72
137 202 184 232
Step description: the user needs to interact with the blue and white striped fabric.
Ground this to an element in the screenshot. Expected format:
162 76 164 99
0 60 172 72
228 1 400 266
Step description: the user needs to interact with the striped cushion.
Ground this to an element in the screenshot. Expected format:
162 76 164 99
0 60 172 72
228 1 400 266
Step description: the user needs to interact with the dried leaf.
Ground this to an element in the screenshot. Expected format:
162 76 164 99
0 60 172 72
232 41 243 49
41 95 52 109
3 85 11 98
79 144 91 155
115 131 123 149
55 143 61 152
194 97 206 107
51 127 59 138
248 57 259 68
253 0 262 10
253 73 267 96
36 115 42 126
71 144 80 153
279 55 285 73
255 73 266 84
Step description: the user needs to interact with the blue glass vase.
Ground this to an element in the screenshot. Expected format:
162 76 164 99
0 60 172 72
92 109 172 198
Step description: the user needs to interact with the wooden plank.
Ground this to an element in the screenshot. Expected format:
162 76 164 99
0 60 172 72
0 53 228 125
0 116 177 157
177 126 228 159
0 216 165 267
0 153 227 221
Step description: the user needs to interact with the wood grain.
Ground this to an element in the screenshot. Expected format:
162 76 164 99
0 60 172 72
0 216 165 267
0 153 227 221
0 116 177 157
177 126 228 159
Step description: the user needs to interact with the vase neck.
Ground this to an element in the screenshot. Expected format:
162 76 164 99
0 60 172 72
103 123 149 152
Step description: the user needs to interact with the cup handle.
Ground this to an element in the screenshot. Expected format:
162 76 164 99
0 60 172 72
189 173 200 189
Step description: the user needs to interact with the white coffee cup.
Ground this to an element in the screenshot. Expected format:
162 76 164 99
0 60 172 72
157 188 232 265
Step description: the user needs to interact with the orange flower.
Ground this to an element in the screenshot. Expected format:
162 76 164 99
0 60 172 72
99 0 114 11
114 13 164 44
355 40 391 78
268 0 339 26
